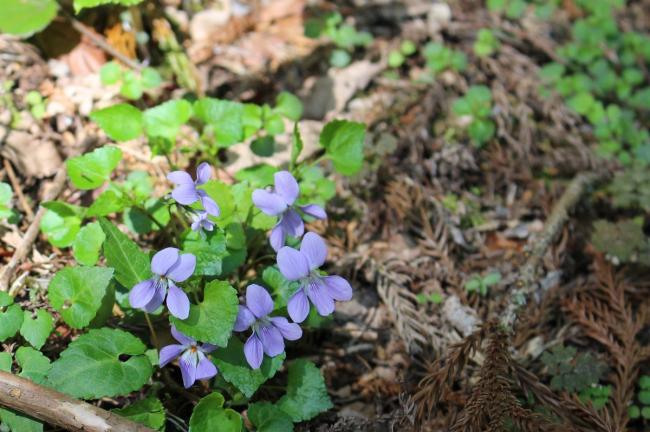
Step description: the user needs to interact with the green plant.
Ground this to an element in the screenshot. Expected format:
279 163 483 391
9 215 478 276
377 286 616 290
628 375 650 420
537 0 650 165
541 345 607 393
452 85 496 147
100 62 162 100
304 12 373 68
24 91 46 119
487 0 560 20
388 40 417 68
474 29 500 57
422 42 467 76
464 272 501 296
579 385 611 410
607 165 650 211
416 292 443 304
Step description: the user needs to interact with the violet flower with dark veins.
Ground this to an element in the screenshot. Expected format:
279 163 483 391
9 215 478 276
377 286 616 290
129 247 195 319
190 210 214 233
252 171 326 251
234 284 302 369
277 232 352 323
159 326 218 388
167 162 220 217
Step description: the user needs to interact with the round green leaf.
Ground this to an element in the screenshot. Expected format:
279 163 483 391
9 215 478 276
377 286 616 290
48 266 114 329
143 99 193 142
319 120 366 176
170 280 238 347
90 104 143 142
212 337 285 398
72 222 106 266
113 397 165 431
66 146 122 190
40 201 84 248
100 62 122 85
19 309 54 350
274 92 303 121
189 393 242 432
140 67 162 89
277 359 333 422
0 304 23 342
16 346 51 384
0 0 57 37
46 328 152 399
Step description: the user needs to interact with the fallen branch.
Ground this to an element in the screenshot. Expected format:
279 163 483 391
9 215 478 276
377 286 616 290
0 371 153 432
0 137 95 292
500 172 601 329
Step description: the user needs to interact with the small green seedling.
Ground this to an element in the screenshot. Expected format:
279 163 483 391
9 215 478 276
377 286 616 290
464 272 501 296
100 62 162 100
416 292 443 305
474 29 500 57
25 91 46 119
305 12 373 68
0 183 13 219
579 384 611 410
388 40 417 68
423 42 467 75
452 85 496 147
628 375 650 420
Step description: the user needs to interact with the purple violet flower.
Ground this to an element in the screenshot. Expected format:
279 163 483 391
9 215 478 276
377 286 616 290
167 162 220 217
277 232 352 323
129 247 195 319
234 284 302 369
159 326 218 388
190 210 214 233
252 171 326 251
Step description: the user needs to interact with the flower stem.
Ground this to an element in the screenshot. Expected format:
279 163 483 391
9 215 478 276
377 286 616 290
144 313 160 349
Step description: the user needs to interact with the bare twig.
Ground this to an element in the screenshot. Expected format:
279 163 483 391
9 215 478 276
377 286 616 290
500 172 601 329
0 138 95 292
3 159 34 221
0 371 153 432
68 15 143 71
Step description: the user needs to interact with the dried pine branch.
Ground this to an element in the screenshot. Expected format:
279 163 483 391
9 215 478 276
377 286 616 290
562 257 650 431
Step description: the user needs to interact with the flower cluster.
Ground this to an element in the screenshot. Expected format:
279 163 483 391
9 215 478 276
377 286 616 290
128 166 352 385
168 162 219 233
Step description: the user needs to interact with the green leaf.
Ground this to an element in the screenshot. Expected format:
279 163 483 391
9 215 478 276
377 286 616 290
141 68 162 89
319 120 366 176
120 71 143 100
143 100 193 142
263 266 295 309
66 146 122 190
40 201 84 247
113 397 165 431
123 198 170 235
87 189 129 217
251 136 275 157
182 230 227 276
189 393 242 432
170 280 238 347
388 50 405 68
330 49 351 68
16 347 51 384
275 92 303 121
0 352 11 371
73 222 106 266
73 0 143 12
233 164 277 188
482 272 502 286
0 304 23 342
194 98 245 147
290 123 304 169
0 183 13 219
0 0 57 38
212 337 285 398
90 104 143 142
46 328 152 399
0 408 43 432
0 292 13 308
468 119 495 145
19 310 54 350
98 217 152 288
248 402 294 432
48 266 114 329
639 390 650 405
639 375 650 389
277 359 333 421
100 61 122 85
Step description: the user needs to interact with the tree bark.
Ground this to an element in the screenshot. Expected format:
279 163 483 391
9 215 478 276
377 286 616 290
0 371 154 432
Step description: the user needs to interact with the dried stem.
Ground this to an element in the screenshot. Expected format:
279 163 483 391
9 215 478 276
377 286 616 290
0 371 153 431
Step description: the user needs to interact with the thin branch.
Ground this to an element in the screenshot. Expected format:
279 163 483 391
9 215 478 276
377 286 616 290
0 137 96 292
3 159 34 221
500 172 601 329
67 15 143 71
0 370 153 432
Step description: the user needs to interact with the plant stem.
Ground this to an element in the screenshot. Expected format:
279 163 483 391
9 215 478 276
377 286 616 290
144 313 159 349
